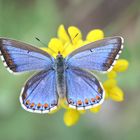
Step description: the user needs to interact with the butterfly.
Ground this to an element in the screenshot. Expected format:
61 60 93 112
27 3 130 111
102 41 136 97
0 36 123 113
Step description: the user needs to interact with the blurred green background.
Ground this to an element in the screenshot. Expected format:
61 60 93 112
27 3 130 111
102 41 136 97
0 0 139 140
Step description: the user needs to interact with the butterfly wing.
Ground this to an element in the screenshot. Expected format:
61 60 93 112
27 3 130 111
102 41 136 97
66 67 105 110
0 38 53 73
66 37 123 72
20 69 58 113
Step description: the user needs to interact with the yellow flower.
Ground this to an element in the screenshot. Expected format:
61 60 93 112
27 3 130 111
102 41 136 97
78 110 86 114
86 29 104 42
57 24 70 44
109 86 124 102
103 79 117 89
90 105 101 113
103 58 128 102
41 24 128 126
59 98 69 109
63 109 80 127
107 70 117 79
113 59 129 72
68 26 82 45
42 38 63 58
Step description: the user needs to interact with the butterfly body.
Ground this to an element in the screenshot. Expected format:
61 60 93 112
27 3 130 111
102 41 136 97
55 53 66 98
0 37 124 113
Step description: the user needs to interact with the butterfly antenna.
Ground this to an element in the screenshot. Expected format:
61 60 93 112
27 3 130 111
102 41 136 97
62 33 79 54
35 37 57 54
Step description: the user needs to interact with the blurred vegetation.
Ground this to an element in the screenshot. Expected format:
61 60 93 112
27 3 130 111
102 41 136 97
0 0 139 140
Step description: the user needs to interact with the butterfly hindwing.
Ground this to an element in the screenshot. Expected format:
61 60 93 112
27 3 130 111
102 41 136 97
0 38 53 73
66 67 105 110
66 37 123 72
20 69 58 113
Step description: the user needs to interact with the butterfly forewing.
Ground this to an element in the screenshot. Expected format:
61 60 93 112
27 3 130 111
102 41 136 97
66 37 123 72
0 38 54 73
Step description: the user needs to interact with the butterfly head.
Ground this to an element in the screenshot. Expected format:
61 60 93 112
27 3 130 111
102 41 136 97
56 51 63 59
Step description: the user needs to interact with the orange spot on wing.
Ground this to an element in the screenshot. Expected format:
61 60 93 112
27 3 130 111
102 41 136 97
44 103 49 108
8 59 13 65
77 100 82 105
85 99 89 104
91 98 95 102
22 93 27 100
30 103 35 108
96 95 100 100
37 103 42 108
26 100 30 105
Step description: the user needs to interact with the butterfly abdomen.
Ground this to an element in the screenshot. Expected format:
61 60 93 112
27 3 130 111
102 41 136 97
55 54 66 98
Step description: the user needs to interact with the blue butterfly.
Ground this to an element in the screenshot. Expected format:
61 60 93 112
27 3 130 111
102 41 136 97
0 37 123 113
